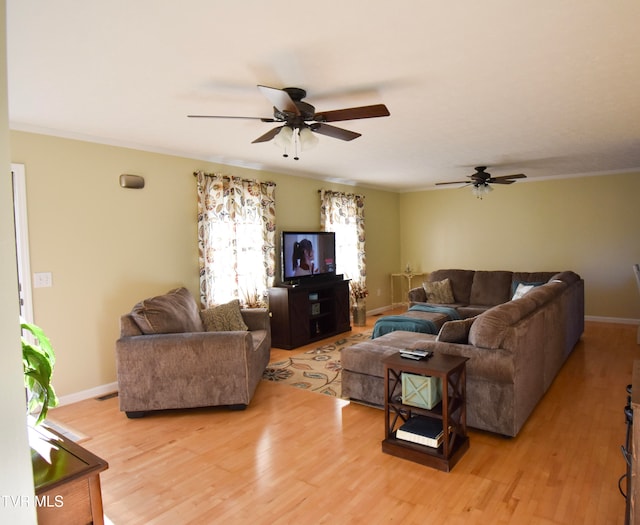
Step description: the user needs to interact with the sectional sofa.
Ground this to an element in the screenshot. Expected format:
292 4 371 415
342 269 584 437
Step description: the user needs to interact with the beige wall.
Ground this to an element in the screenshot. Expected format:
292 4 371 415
9 131 400 397
9 129 640 400
399 173 640 319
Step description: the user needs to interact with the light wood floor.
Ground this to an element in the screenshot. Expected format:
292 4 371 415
48 318 638 525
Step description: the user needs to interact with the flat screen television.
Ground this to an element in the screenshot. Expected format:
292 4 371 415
281 231 337 284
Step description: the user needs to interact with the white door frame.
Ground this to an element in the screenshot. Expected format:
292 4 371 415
11 163 34 324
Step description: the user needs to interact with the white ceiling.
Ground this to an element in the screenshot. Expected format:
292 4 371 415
7 1 640 192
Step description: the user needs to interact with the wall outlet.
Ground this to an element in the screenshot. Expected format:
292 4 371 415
377 288 381 297
33 272 53 288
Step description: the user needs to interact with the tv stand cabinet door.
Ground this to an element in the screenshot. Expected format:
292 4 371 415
333 280 351 333
268 287 309 349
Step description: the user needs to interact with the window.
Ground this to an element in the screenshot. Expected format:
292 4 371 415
319 190 366 286
196 171 276 307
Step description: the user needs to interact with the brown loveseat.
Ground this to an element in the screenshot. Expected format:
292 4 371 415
115 287 271 418
342 270 584 437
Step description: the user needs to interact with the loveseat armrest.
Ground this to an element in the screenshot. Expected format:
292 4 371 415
241 308 270 333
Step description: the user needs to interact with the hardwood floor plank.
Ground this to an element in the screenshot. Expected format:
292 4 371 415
46 320 636 524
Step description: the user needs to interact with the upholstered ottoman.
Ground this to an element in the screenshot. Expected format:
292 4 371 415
342 331 437 406
371 304 460 339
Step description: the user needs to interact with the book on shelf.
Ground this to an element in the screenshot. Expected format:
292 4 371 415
395 415 444 448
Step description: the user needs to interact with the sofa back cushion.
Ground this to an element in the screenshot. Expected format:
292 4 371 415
428 269 475 304
468 296 538 349
469 271 513 306
130 287 205 335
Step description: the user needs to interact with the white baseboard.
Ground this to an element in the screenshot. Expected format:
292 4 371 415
56 381 118 407
585 315 640 325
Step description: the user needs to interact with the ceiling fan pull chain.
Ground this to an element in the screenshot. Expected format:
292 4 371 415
293 128 300 160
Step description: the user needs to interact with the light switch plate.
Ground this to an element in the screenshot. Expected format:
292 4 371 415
33 272 52 288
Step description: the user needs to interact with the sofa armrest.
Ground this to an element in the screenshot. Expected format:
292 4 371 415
408 286 427 303
412 340 515 384
241 308 270 333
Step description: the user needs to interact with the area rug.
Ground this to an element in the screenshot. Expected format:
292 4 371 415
262 331 372 398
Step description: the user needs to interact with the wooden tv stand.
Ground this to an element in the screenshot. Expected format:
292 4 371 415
268 279 351 349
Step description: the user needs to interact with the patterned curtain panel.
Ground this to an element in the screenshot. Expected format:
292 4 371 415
196 171 276 307
319 190 366 287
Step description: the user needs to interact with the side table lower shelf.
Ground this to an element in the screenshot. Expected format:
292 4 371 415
382 434 469 472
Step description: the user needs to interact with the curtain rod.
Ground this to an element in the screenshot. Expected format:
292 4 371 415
318 189 365 199
193 171 275 186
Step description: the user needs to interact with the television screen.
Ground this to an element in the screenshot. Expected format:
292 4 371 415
281 231 336 283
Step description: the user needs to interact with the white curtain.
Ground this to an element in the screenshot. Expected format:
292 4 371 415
196 171 276 307
319 190 366 296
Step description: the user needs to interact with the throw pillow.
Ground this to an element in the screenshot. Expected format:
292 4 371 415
511 282 541 300
201 299 249 332
130 287 205 334
436 317 476 344
423 278 455 304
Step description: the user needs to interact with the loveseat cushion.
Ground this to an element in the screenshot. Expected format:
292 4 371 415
130 287 205 335
201 299 249 332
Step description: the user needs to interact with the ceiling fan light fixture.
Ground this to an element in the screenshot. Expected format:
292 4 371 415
274 126 293 149
298 127 318 151
472 183 493 199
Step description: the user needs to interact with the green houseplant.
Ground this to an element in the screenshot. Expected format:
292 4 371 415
21 319 59 425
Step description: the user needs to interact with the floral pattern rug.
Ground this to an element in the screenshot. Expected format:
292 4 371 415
262 331 372 398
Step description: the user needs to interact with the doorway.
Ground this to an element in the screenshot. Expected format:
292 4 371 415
11 163 33 324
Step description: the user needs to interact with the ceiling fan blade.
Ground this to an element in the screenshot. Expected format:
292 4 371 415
251 126 284 144
315 104 390 122
435 180 469 185
257 85 300 115
187 114 275 122
311 123 361 141
489 179 515 184
491 173 527 181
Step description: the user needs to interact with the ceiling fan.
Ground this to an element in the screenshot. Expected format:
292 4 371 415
188 85 390 159
436 166 527 198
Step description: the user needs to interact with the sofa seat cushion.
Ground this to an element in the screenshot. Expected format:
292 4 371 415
457 305 492 318
130 287 205 335
342 341 401 378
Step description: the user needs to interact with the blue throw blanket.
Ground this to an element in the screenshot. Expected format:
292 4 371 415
409 303 461 321
372 316 438 339
371 303 462 339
